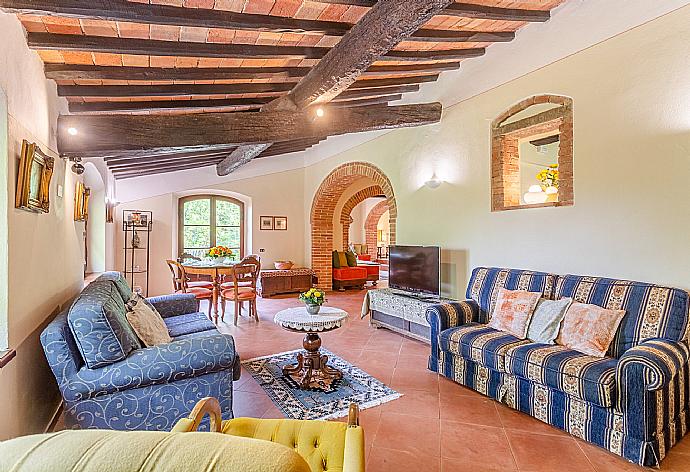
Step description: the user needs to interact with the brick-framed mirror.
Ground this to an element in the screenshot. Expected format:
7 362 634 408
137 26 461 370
491 95 573 211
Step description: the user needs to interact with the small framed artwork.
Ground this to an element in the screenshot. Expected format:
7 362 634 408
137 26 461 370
260 216 274 230
74 182 90 222
274 216 288 231
15 140 54 213
125 210 148 227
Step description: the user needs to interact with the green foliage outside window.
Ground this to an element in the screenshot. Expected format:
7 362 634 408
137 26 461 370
180 196 243 259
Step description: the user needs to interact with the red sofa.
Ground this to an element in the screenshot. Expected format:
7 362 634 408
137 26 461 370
332 267 368 290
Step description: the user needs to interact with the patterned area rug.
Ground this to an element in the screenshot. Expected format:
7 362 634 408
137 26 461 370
241 349 401 420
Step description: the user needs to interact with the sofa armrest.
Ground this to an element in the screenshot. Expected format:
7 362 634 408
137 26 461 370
147 293 198 318
62 333 238 402
426 300 479 372
616 338 689 438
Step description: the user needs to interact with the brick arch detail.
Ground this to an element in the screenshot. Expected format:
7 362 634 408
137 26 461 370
310 162 397 290
364 200 389 259
339 185 384 250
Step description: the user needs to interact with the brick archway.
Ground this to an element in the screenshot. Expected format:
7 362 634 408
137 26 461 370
311 162 397 290
339 185 384 250
365 200 389 259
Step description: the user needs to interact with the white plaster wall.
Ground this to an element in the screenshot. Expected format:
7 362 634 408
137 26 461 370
0 12 83 440
349 197 385 244
302 6 690 298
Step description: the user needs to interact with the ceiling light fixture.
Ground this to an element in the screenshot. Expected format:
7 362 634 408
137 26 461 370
315 107 325 118
70 157 85 175
67 127 78 136
424 172 442 189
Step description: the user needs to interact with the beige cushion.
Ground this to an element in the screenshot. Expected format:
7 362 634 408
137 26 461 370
126 294 172 347
488 288 541 339
556 302 626 357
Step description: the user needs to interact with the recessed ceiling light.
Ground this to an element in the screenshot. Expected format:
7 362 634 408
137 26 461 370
67 127 78 136
315 107 325 118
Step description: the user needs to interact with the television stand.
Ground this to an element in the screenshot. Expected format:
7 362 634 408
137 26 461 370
363 288 456 344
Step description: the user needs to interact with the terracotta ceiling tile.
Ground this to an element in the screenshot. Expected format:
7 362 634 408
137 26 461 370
183 0 215 7
256 32 282 46
61 51 95 65
80 19 119 37
18 15 47 33
175 57 200 67
219 58 244 67
233 30 260 44
207 28 236 43
214 0 246 12
43 16 83 35
270 0 302 17
294 1 327 20
296 35 321 47
150 24 181 41
37 50 64 63
118 22 151 39
150 0 184 6
93 52 124 66
339 6 367 24
122 54 151 67
317 4 349 22
198 58 224 67
180 26 209 42
244 0 276 15
150 56 178 67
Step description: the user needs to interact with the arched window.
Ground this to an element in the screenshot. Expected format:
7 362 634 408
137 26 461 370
178 195 244 260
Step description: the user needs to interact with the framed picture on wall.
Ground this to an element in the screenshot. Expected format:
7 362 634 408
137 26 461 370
274 216 287 231
15 140 54 213
260 216 274 230
74 182 90 222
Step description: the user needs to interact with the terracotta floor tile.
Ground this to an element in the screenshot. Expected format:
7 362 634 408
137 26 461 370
659 451 690 471
232 391 275 419
440 421 517 471
378 388 440 419
506 430 595 472
390 367 439 393
438 375 484 398
576 440 647 472
374 412 441 456
495 403 566 436
439 395 502 428
369 447 441 472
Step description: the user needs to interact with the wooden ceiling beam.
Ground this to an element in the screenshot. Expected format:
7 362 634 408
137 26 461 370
57 102 442 154
106 151 234 167
57 76 434 98
45 62 459 82
113 161 220 179
216 0 454 175
109 156 225 172
308 1 551 22
27 32 480 62
67 94 403 114
0 0 516 42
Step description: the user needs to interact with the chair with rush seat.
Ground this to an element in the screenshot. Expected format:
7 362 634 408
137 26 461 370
220 263 259 325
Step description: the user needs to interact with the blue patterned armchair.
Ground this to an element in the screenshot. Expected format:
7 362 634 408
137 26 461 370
428 267 690 467
41 272 241 431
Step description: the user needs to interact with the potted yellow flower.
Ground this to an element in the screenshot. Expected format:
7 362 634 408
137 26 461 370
299 288 326 315
207 246 234 264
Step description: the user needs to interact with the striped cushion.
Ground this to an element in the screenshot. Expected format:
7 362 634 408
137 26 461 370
439 323 531 372
505 343 618 407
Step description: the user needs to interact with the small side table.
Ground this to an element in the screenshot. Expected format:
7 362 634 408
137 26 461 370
274 306 348 390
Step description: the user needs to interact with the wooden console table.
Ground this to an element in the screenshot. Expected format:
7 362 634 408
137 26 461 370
362 288 457 343
259 268 317 298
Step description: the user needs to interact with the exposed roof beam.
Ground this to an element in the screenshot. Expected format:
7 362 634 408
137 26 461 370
0 0 517 42
113 161 220 179
58 102 443 154
216 0 454 175
310 1 551 21
56 76 435 98
68 93 403 114
27 32 482 62
45 63 460 81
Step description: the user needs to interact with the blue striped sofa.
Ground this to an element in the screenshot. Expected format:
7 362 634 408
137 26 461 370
427 267 690 467
41 272 241 431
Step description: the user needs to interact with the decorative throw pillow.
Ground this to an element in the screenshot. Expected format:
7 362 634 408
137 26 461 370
488 288 541 339
556 302 626 357
126 294 172 347
345 250 358 267
526 297 573 344
337 251 348 268
332 250 341 269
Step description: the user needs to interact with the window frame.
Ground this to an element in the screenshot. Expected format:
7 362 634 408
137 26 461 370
178 194 245 258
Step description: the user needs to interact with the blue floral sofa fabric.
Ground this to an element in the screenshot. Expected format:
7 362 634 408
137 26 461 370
41 272 241 431
428 267 690 467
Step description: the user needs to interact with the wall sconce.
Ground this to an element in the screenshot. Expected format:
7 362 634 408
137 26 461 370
70 157 85 175
424 172 443 189
523 185 548 204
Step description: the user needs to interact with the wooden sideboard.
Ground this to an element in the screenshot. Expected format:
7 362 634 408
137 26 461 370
258 268 317 298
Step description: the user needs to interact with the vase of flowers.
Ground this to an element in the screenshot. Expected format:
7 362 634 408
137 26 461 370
536 164 560 202
299 288 326 315
207 246 233 263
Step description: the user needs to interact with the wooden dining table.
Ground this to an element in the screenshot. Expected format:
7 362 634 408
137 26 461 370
181 260 238 322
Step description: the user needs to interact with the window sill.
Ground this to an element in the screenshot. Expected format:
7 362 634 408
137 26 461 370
0 349 17 369
494 202 572 212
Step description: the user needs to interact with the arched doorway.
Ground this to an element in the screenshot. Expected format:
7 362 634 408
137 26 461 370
83 163 106 275
310 162 397 290
364 200 389 259
339 185 384 250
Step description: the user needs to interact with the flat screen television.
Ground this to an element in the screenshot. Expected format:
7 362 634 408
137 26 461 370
389 245 440 298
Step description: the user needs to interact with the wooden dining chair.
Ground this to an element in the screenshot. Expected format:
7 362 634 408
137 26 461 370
220 263 259 326
179 264 214 320
166 259 214 292
220 255 261 290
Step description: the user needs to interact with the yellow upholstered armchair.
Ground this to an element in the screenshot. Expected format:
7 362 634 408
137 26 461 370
173 397 366 472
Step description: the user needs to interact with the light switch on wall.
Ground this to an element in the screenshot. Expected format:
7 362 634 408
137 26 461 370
57 184 63 197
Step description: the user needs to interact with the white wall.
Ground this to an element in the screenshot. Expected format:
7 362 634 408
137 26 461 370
0 12 84 440
349 197 385 244
301 6 690 298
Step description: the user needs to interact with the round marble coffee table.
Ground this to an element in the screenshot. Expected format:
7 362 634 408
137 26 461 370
274 306 348 390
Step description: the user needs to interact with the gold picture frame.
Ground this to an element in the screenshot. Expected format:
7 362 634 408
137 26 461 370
15 140 54 213
74 182 91 222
